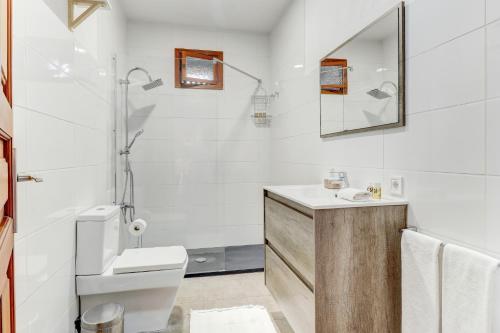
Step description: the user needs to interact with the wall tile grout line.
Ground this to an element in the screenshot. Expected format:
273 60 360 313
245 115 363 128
15 256 76 309
407 24 487 60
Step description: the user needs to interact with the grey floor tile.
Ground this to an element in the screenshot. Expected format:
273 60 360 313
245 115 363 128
226 244 264 271
186 248 225 274
186 245 264 276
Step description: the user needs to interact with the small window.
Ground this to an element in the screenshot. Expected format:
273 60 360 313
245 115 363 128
175 48 224 90
320 58 348 95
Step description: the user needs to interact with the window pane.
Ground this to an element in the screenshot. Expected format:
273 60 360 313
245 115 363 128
321 65 343 85
186 56 214 81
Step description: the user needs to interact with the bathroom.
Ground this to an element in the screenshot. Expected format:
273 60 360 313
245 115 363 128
3 0 500 332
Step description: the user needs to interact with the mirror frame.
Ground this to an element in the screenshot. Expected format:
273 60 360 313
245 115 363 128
320 2 405 138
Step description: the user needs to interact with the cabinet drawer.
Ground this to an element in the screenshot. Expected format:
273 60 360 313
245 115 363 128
266 246 315 333
265 197 314 287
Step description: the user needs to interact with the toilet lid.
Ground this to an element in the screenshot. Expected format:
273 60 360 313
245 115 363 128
113 246 187 274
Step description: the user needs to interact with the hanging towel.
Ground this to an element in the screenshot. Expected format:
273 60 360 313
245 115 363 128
337 188 371 201
401 230 442 333
442 244 499 333
494 271 500 332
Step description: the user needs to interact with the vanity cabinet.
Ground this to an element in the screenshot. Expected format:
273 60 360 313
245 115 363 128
263 187 407 333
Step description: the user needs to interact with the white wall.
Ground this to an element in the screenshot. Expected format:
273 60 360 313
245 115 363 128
13 0 127 332
124 22 271 249
270 0 500 257
10 0 499 329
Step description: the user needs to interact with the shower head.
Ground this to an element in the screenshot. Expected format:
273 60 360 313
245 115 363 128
122 67 163 91
142 78 164 91
366 81 398 100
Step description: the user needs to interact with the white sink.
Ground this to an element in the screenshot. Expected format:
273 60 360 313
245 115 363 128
264 184 407 210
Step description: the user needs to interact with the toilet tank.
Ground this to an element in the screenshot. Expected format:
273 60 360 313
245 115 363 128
76 206 121 276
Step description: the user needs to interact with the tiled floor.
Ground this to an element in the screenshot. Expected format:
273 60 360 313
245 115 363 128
166 272 294 333
186 245 264 276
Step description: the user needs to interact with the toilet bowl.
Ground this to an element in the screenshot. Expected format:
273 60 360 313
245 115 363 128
75 206 187 333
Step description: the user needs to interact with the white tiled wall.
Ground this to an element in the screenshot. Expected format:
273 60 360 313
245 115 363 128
11 0 500 329
13 0 126 332
270 0 500 256
124 22 271 249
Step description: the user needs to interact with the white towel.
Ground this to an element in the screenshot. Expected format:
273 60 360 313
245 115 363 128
401 230 442 333
494 271 500 332
337 188 371 201
442 244 499 333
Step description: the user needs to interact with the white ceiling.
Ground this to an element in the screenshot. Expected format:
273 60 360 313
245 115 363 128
121 0 291 33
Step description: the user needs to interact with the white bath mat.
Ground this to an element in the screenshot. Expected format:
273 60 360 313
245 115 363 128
190 305 277 333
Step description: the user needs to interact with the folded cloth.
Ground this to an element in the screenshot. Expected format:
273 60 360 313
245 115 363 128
337 188 372 201
442 244 500 333
401 230 442 333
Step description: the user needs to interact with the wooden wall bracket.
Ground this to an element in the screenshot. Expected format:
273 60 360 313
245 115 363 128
68 0 110 31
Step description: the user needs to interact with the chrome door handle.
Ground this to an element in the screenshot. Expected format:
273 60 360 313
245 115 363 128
17 175 44 183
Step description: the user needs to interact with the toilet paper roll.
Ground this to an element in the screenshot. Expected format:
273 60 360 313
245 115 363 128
128 218 147 237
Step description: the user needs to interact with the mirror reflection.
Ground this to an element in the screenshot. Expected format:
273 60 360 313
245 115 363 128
320 4 404 137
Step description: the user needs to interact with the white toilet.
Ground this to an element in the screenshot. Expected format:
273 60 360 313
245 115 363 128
75 206 187 333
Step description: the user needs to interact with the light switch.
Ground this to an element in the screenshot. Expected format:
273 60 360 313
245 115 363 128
390 176 403 196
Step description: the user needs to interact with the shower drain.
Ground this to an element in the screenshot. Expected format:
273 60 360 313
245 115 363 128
194 257 208 263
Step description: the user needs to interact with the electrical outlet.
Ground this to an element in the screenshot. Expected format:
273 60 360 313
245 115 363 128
390 176 403 196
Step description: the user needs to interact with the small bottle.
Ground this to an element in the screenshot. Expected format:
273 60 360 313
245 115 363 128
367 183 382 200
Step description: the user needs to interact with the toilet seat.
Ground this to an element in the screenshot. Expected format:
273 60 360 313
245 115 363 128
76 246 188 296
113 246 187 274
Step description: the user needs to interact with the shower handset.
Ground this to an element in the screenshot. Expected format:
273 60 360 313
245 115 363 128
128 129 144 150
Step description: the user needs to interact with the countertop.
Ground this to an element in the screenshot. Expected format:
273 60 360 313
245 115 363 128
264 184 408 210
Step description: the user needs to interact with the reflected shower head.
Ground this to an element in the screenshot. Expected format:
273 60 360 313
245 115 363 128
366 81 398 100
142 78 163 91
366 89 392 99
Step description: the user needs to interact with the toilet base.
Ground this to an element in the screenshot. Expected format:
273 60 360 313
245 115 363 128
81 287 179 333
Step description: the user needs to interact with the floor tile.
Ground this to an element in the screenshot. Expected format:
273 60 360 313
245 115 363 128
168 273 293 332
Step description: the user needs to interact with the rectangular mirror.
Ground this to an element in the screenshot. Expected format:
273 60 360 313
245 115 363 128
320 3 405 137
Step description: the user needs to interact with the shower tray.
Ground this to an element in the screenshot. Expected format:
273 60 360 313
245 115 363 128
185 244 264 277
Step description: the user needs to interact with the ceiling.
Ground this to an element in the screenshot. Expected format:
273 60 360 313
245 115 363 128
121 0 291 33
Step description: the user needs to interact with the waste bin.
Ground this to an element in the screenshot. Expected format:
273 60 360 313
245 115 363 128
81 303 124 333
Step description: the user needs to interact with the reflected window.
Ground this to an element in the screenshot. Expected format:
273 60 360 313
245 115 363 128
320 59 348 95
175 48 223 90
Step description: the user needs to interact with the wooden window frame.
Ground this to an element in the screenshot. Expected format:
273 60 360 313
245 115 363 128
320 58 348 95
175 48 224 90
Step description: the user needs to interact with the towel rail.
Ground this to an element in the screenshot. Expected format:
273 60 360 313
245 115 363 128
400 226 417 233
401 227 500 264
400 226 445 249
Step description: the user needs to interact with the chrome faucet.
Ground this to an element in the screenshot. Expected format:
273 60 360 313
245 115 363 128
337 171 349 188
329 169 349 188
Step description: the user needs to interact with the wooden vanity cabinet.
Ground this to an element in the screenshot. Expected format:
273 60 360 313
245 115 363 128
264 190 407 333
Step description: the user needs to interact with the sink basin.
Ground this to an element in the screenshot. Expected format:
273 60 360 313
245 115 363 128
268 185 336 199
264 184 407 210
